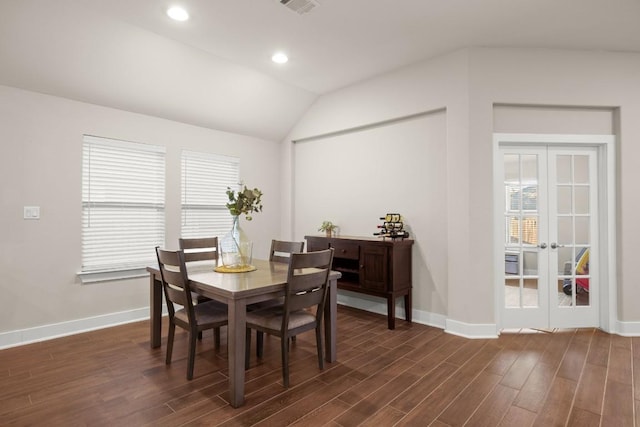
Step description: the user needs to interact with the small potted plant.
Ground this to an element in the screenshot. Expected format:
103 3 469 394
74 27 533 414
318 221 338 238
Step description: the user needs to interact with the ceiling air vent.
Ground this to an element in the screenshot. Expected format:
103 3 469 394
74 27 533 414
280 0 320 15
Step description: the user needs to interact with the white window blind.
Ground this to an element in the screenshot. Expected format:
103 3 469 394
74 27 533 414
181 150 239 238
81 135 166 277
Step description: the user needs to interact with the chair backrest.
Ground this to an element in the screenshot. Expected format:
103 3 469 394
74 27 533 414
283 248 334 326
179 237 219 262
269 239 305 263
155 247 195 322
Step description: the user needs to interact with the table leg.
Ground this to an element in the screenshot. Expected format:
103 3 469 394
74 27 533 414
150 273 163 348
324 277 337 362
227 298 247 408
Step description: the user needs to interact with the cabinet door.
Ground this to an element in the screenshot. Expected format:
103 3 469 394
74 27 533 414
360 245 388 292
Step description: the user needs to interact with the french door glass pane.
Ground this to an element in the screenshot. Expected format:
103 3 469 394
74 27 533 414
557 186 572 213
522 155 538 182
558 246 573 276
574 155 589 183
504 153 539 309
504 154 519 183
555 154 591 308
575 217 590 244
575 187 590 214
523 279 539 307
504 277 540 308
557 217 573 244
505 277 520 307
556 155 572 183
523 250 538 275
506 215 520 244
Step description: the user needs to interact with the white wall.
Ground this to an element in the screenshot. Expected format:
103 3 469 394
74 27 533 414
4 46 640 344
469 48 640 329
0 85 281 345
282 47 640 336
494 105 614 135
282 50 469 330
292 110 449 316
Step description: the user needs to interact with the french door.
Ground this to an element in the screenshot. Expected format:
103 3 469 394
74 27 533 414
499 145 599 329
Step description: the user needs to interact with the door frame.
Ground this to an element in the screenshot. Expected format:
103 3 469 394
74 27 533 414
493 133 616 333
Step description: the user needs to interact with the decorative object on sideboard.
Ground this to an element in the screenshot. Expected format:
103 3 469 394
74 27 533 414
374 213 410 240
318 220 338 238
218 184 263 272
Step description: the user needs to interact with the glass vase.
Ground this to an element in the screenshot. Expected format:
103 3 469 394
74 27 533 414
219 216 253 269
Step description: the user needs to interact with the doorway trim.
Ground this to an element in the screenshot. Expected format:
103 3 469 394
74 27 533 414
493 133 616 333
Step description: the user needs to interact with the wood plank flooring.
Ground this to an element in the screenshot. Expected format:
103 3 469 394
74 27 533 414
0 306 638 426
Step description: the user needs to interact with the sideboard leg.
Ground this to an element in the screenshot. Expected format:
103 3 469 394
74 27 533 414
387 296 396 330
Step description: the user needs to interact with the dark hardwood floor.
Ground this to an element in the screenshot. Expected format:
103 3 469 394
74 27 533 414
0 306 637 426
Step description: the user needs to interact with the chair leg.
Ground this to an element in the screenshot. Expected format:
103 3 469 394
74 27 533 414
198 331 203 340
245 328 251 370
257 331 264 358
187 331 197 380
315 327 324 370
214 327 221 349
281 335 289 388
166 322 176 365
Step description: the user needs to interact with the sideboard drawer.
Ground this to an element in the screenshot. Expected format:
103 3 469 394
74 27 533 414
330 240 359 260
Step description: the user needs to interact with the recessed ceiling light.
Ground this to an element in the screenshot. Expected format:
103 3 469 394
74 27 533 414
167 6 189 21
272 52 289 64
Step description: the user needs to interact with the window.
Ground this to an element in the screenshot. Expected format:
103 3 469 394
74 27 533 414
181 150 240 238
507 184 538 211
505 183 538 245
80 135 165 282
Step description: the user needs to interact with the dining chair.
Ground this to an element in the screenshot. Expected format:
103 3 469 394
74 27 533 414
250 239 306 351
179 236 227 341
244 248 334 387
179 237 219 263
253 240 305 315
269 239 305 263
155 247 228 380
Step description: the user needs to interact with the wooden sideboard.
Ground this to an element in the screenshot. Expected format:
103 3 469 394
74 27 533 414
305 235 414 329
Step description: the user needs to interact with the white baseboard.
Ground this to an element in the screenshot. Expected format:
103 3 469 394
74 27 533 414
614 320 640 336
18 296 635 350
338 293 497 338
337 292 447 330
445 318 499 339
0 307 163 350
337 290 640 339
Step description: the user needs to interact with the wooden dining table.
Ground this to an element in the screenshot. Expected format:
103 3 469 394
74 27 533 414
147 258 340 408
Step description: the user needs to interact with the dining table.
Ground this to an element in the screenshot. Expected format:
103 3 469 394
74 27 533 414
147 258 340 408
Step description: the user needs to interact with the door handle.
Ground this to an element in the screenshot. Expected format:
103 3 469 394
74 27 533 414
537 243 547 249
550 243 565 249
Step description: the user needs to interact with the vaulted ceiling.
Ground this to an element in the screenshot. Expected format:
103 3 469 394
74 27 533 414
1 0 639 140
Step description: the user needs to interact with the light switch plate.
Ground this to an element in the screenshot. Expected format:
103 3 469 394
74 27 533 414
24 206 40 219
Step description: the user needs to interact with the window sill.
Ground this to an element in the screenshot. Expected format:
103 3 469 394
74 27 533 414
78 268 150 284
